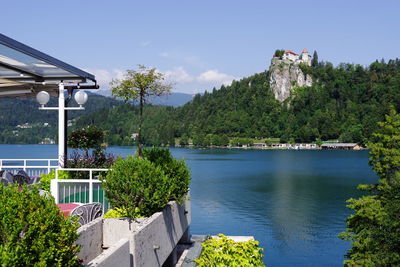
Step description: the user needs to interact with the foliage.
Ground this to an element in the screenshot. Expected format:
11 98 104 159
103 207 127 219
68 125 105 157
0 93 121 144
66 57 400 147
39 170 70 192
179 134 189 146
110 65 172 156
274 49 284 59
311 50 319 67
67 125 115 179
195 234 265 267
0 184 80 266
142 147 190 201
368 107 400 180
101 156 171 218
339 107 400 266
65 150 115 179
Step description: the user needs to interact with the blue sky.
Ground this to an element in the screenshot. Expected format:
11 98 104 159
2 0 400 94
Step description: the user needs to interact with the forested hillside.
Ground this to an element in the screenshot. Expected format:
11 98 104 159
71 58 400 146
0 93 121 143
174 59 400 145
2 57 400 146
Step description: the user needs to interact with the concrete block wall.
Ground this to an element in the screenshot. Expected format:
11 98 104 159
103 201 191 267
87 238 130 267
76 217 103 263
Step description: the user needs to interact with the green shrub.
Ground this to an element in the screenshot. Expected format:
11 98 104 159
101 156 171 218
142 147 190 201
195 234 265 267
39 170 70 192
103 208 128 219
0 184 80 266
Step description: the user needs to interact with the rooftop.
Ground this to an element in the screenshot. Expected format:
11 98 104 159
0 33 97 98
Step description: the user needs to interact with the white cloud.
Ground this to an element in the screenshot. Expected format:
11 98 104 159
140 41 151 47
83 68 125 95
163 66 193 84
197 69 237 86
159 52 169 58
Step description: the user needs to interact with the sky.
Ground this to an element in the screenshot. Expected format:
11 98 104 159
2 0 400 95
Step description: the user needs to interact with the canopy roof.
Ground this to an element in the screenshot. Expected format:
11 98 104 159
0 33 97 97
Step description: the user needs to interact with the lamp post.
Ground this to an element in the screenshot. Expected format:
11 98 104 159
36 83 88 167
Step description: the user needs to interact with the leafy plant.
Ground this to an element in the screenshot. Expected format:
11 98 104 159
103 207 128 219
65 151 115 179
101 156 171 218
0 184 80 266
39 170 70 192
195 234 265 267
274 49 284 59
142 147 190 201
339 107 400 266
110 65 172 156
68 125 105 157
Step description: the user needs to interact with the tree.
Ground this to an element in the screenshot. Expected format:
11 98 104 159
311 50 319 67
110 65 172 156
339 107 400 266
68 125 105 157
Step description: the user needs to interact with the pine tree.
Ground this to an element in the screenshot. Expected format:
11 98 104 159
311 50 319 67
339 106 400 266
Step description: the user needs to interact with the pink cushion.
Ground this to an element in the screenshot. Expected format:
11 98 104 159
57 203 81 217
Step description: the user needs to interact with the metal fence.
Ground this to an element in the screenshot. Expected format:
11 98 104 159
0 160 111 213
51 168 111 212
0 159 58 176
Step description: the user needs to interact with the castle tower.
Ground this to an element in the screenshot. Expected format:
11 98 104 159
300 49 311 66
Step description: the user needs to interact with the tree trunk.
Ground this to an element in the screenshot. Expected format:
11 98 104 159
137 89 144 157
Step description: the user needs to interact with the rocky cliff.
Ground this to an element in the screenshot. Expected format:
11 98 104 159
269 57 312 102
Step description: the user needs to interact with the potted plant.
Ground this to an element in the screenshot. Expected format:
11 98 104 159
99 147 191 266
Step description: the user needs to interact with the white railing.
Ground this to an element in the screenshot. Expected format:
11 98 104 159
50 168 110 212
0 159 58 176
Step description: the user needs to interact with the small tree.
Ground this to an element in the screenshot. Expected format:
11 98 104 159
68 125 105 158
111 65 172 156
311 50 319 67
339 107 400 266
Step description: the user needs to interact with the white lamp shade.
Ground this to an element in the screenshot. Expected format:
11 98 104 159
36 91 50 105
74 90 88 105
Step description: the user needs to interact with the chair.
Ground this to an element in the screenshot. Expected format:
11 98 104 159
0 171 14 184
70 202 103 226
13 170 30 185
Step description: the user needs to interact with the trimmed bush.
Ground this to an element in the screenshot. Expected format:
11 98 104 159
39 170 70 192
103 207 127 219
0 184 80 266
101 156 171 218
142 147 190 201
195 234 265 267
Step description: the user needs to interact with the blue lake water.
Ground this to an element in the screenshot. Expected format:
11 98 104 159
0 144 378 266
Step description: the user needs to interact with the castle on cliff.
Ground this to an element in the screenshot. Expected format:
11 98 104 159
273 49 312 66
269 48 313 102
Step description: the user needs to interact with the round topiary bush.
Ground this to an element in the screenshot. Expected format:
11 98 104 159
0 184 80 267
142 147 191 201
101 156 171 218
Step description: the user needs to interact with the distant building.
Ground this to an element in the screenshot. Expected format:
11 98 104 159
281 49 311 66
321 143 362 150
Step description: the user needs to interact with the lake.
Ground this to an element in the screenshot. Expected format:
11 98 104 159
0 144 378 266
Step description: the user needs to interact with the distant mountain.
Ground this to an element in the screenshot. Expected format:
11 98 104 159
93 91 193 107
0 93 122 144
151 93 194 107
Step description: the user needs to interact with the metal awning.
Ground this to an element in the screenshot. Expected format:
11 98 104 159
0 33 98 97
